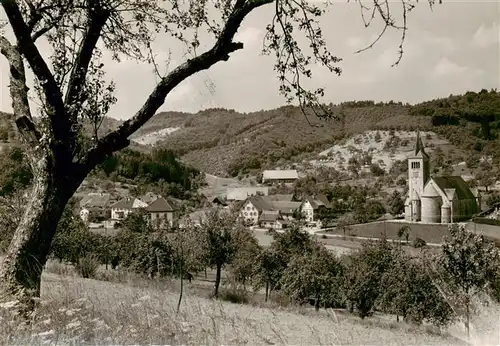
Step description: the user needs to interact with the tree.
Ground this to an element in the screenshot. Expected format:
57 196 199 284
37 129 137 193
389 190 405 216
169 220 205 313
281 242 343 311
201 207 241 298
342 239 395 318
0 0 440 309
378 251 453 326
438 224 500 339
228 227 262 291
252 248 281 302
397 225 411 249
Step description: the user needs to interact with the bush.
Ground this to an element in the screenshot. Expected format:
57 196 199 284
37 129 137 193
219 289 250 304
413 238 426 248
75 254 100 279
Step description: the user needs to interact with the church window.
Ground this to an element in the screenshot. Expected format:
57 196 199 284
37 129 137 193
411 162 421 169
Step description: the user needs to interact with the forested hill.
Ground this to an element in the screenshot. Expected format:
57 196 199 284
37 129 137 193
411 89 500 155
144 103 431 176
1 89 499 177
141 89 499 176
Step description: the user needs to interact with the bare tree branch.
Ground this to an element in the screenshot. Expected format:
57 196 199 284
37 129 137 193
64 4 111 120
0 35 41 150
83 0 274 166
1 0 68 144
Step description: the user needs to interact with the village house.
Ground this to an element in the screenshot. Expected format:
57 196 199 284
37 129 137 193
79 192 111 222
179 207 221 228
226 186 269 201
300 194 332 227
262 169 299 185
110 197 148 220
404 131 481 223
239 194 301 228
146 197 179 228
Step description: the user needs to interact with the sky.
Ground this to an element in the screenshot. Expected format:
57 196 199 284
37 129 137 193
0 0 499 120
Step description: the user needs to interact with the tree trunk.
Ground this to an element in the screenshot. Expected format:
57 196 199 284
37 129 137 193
0 158 80 311
177 246 183 314
214 264 222 298
265 280 269 302
465 297 470 340
314 294 320 311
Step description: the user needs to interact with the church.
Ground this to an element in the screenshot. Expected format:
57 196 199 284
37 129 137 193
404 131 481 223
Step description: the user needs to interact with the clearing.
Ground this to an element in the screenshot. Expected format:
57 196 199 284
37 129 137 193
312 130 460 172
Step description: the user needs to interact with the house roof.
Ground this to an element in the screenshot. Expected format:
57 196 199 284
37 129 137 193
226 187 269 201
245 196 300 214
262 194 294 202
271 201 302 214
80 193 110 208
259 211 280 222
110 197 147 210
262 170 299 181
431 176 476 200
146 197 177 212
305 194 331 209
246 196 274 211
141 192 159 205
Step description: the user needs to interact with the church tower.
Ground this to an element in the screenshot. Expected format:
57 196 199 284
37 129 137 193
407 131 430 221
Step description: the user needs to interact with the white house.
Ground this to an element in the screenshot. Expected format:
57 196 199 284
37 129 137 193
79 192 111 222
300 194 332 226
146 197 178 228
239 195 301 226
110 197 148 220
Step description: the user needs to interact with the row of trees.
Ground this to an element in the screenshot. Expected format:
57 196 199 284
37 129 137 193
37 203 500 335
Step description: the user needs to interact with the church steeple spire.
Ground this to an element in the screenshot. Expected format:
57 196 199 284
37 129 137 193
414 130 428 158
415 130 425 155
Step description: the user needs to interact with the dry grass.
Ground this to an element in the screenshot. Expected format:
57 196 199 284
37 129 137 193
0 271 472 346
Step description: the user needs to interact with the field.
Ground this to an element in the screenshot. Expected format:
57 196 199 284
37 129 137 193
319 221 452 244
0 269 478 345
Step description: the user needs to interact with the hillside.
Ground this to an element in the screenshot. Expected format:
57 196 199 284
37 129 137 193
130 90 499 176
2 268 480 345
1 90 498 177
139 104 431 176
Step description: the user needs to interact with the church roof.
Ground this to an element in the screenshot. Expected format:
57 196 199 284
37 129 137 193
432 176 476 200
410 130 429 159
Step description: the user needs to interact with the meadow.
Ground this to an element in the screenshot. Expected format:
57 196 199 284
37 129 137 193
0 266 476 345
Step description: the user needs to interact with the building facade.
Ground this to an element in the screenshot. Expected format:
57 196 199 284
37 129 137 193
404 131 480 223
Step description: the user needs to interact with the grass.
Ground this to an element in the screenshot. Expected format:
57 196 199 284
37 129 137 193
0 270 473 346
319 221 451 244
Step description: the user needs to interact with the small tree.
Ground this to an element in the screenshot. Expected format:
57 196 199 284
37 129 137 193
281 243 343 311
342 239 395 318
229 228 262 291
201 208 241 298
378 250 453 326
439 224 500 339
252 248 281 302
389 190 405 216
397 225 411 249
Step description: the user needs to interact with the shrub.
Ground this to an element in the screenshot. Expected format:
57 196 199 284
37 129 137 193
75 254 100 279
413 238 426 248
219 289 250 304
